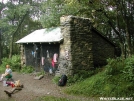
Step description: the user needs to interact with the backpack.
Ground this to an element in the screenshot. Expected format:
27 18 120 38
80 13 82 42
58 75 67 86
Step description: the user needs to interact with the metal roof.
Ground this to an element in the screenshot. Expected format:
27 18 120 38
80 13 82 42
16 27 63 43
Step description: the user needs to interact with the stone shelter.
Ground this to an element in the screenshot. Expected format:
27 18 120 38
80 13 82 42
16 27 62 72
16 15 117 75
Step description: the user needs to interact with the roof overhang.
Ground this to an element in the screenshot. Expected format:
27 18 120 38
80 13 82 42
16 27 63 44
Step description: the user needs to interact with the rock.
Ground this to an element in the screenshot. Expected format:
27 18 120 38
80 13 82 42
38 75 44 80
34 75 44 80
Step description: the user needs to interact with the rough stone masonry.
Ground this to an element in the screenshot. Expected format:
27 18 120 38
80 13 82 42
57 15 116 76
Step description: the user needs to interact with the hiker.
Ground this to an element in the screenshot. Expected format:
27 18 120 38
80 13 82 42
4 80 24 97
0 65 12 81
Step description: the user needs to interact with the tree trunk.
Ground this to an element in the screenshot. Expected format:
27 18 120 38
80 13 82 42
9 33 14 58
9 11 29 58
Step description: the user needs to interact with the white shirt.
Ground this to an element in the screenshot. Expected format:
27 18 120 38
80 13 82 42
5 68 12 75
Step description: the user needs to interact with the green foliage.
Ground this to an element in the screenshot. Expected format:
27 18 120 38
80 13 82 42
53 70 96 86
40 0 81 28
0 66 5 73
0 55 21 73
104 58 125 75
40 0 62 27
65 72 106 96
67 70 95 85
20 66 34 74
65 56 134 97
10 55 21 71
0 0 42 58
68 68 100 85
36 70 45 76
122 56 134 82
31 96 79 101
52 75 60 84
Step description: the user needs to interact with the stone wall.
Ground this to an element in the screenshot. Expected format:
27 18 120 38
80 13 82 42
58 15 116 76
92 29 115 67
58 15 94 75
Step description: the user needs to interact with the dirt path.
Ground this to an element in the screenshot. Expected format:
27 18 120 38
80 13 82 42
0 72 92 101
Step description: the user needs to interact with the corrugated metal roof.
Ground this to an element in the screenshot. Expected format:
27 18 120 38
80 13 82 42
16 27 63 43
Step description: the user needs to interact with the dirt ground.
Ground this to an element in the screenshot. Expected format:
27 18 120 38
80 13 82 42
0 72 94 101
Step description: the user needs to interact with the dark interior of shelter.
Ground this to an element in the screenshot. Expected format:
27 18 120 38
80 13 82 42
24 43 60 72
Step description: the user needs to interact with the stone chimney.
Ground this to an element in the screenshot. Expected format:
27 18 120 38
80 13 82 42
58 15 94 76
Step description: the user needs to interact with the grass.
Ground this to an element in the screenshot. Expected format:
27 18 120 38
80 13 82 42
31 96 80 101
64 57 134 97
65 71 134 97
31 96 101 101
65 71 105 96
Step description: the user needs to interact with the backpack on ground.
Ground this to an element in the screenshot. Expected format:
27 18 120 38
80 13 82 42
58 75 67 86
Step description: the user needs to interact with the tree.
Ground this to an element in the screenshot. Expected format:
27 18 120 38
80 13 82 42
0 0 42 58
39 0 134 58
87 0 134 58
0 1 6 64
2 1 31 58
39 0 81 28
66 0 134 58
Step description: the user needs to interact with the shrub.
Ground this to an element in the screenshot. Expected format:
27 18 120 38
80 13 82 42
20 66 34 74
36 70 45 76
52 76 61 84
65 56 134 97
66 70 95 86
0 55 21 73
104 57 125 76
122 56 134 82
10 55 21 71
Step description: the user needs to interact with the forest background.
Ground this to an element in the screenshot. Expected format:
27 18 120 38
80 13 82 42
0 0 134 62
